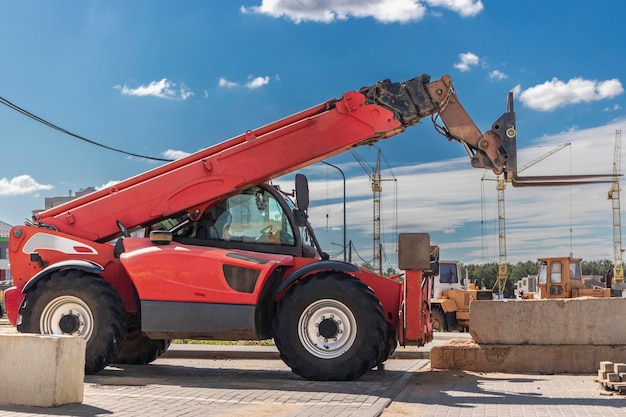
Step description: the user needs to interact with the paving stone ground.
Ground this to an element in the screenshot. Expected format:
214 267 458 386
1 320 625 416
1 355 624 417
383 368 626 417
0 357 427 417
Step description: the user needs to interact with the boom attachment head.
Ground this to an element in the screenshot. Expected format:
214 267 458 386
361 74 514 176
495 93 619 187
366 76 619 186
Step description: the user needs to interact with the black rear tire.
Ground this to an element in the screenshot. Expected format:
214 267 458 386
18 270 126 374
431 307 448 332
273 273 387 381
376 326 398 366
114 330 171 365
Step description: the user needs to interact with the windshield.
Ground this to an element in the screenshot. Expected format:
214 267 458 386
438 263 459 284
151 186 296 246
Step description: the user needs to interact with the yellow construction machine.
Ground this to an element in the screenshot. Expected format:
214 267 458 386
536 256 610 299
430 261 493 331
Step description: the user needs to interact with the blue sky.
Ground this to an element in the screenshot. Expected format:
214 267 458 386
1 1 625 270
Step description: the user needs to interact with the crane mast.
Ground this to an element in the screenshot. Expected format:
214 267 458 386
496 175 507 296
352 148 392 276
490 143 572 295
372 150 383 275
609 130 623 283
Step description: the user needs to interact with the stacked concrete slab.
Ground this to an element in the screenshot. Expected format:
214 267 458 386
431 297 626 373
597 361 626 393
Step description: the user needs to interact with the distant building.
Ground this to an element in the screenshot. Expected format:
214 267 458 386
515 275 537 298
0 220 11 283
43 187 96 210
32 187 97 218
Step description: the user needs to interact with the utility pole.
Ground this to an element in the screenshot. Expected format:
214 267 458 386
320 160 347 262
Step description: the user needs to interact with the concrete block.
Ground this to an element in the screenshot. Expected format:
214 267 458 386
614 363 626 374
470 298 626 345
599 370 608 380
0 334 85 407
619 373 626 382
600 361 614 372
607 373 621 382
431 339 626 374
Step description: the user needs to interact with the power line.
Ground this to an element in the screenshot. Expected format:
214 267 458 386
350 243 373 265
0 95 172 162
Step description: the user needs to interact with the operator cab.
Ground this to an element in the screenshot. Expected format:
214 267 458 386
537 257 583 298
431 261 462 299
148 180 318 258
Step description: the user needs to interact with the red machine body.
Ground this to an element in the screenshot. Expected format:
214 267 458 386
4 73 514 380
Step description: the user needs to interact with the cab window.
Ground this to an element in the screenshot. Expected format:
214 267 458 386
550 261 562 283
438 263 458 284
569 260 581 280
224 187 295 245
163 186 296 246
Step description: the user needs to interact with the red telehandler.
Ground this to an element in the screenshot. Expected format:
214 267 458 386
4 74 517 381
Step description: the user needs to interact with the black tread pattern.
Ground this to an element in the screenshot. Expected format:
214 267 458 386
431 307 448 332
18 270 126 373
114 330 171 365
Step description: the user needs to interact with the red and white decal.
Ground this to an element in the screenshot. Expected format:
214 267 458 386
22 232 98 255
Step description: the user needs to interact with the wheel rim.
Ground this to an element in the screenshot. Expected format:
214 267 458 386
298 298 357 359
40 295 94 341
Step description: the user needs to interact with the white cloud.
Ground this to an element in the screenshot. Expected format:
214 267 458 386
96 180 120 191
488 70 507 81
115 78 194 100
163 149 191 160
219 77 238 88
424 0 483 17
511 84 522 98
241 0 482 24
454 52 480 72
517 77 624 111
0 175 54 196
219 75 272 90
603 103 622 112
246 76 270 89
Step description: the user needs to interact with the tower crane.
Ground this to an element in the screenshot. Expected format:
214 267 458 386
483 142 572 295
352 148 396 275
608 130 623 283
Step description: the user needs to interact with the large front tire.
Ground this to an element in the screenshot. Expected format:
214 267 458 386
273 273 387 381
18 271 126 374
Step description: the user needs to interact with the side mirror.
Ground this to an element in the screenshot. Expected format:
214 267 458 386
295 174 309 211
427 246 440 277
293 209 307 228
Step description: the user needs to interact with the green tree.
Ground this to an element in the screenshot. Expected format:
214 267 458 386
582 259 612 276
461 261 538 298
384 267 398 277
360 262 373 272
